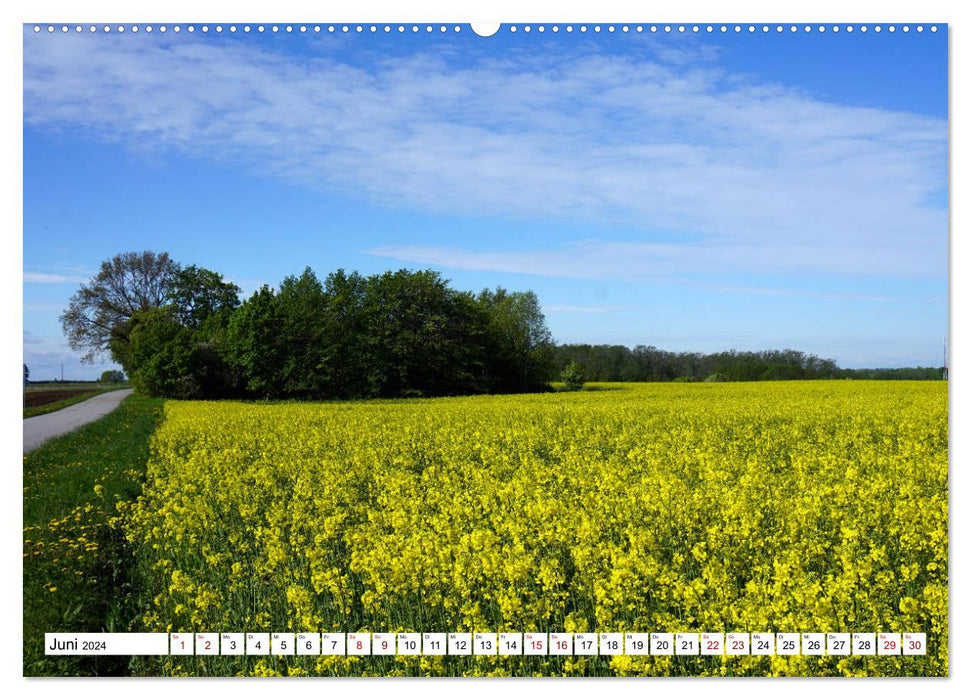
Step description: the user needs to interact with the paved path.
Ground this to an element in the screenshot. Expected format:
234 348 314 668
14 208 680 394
23 389 134 454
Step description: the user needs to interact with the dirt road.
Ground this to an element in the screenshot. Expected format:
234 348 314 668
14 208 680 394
23 389 134 454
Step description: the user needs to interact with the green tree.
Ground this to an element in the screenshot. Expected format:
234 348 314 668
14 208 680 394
166 265 241 329
60 251 179 369
561 360 586 391
479 288 555 392
319 269 371 398
225 286 285 398
363 269 485 398
126 307 199 398
276 268 328 397
99 370 125 383
126 305 236 399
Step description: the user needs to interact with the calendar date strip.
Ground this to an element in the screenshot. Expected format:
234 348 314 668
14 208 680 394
46 631 926 657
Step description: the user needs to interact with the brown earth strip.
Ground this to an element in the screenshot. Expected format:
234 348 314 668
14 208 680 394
24 389 97 408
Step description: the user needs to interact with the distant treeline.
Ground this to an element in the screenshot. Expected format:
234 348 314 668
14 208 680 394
838 367 945 381
552 344 945 383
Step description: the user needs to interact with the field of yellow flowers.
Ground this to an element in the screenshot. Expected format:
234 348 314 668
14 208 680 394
123 381 947 676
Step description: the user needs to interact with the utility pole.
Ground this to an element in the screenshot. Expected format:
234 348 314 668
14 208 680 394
943 336 948 380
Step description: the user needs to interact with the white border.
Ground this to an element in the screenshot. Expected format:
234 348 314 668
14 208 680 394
6 2 962 698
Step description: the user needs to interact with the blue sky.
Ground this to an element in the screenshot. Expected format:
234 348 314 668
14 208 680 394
23 24 947 380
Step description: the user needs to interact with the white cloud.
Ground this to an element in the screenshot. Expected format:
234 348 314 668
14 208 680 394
23 301 66 312
22 333 119 381
23 32 947 280
366 238 938 282
24 272 88 284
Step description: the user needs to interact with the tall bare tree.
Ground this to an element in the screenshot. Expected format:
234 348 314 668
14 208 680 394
60 251 179 366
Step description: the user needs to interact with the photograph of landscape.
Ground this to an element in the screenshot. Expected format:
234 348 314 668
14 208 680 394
22 20 948 678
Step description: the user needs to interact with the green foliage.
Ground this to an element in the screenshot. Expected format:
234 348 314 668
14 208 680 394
104 256 556 400
704 372 729 383
841 366 946 380
99 370 125 383
553 345 842 383
127 307 199 398
478 288 555 393
276 268 329 397
166 265 240 329
552 345 943 383
561 360 586 391
672 376 695 383
225 286 285 398
318 269 370 399
217 268 555 401
363 269 487 398
127 306 235 399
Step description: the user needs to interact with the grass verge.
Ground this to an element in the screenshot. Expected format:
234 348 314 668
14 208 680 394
23 394 164 676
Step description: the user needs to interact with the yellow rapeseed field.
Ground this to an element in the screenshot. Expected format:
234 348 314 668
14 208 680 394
123 381 947 676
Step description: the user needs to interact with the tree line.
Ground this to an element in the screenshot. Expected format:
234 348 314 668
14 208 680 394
61 252 943 400
62 252 555 400
552 344 944 383
837 367 944 381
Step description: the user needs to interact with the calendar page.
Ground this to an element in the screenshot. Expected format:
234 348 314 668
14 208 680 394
22 4 948 680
